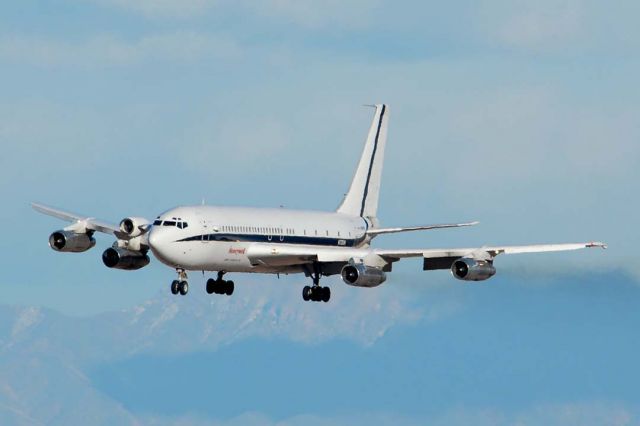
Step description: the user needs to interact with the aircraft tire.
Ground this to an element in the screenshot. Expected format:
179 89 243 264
322 287 331 303
312 287 322 302
171 280 180 295
179 281 189 296
225 280 234 296
206 279 215 294
302 286 311 301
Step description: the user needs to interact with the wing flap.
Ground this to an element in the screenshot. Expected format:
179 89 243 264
423 256 460 271
246 244 370 267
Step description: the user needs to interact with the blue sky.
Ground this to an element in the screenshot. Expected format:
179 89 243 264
1 1 639 424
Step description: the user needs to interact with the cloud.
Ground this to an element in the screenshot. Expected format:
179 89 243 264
245 0 381 30
474 1 640 55
181 115 294 175
87 0 381 29
137 402 638 426
92 0 214 19
0 32 241 67
429 86 639 189
431 402 636 426
490 2 585 52
0 100 111 189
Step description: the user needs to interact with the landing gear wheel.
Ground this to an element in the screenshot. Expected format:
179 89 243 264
302 285 331 302
206 278 215 294
207 272 234 297
321 286 331 303
179 281 189 296
302 262 330 303
225 280 234 296
302 286 311 301
172 268 188 296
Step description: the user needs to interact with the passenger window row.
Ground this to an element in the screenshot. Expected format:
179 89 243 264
219 225 351 238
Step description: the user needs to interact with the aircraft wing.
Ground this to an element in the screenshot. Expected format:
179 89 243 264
246 241 607 270
32 202 125 237
376 242 607 269
366 221 479 236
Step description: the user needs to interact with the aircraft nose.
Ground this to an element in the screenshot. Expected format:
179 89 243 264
148 225 168 256
148 225 172 264
148 226 160 250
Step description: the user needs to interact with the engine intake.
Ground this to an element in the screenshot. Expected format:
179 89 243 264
119 217 150 238
341 264 387 287
102 247 150 270
451 258 496 281
48 231 96 253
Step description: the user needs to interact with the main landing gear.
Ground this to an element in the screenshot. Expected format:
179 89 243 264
302 285 330 302
171 268 189 296
206 271 234 296
302 264 330 303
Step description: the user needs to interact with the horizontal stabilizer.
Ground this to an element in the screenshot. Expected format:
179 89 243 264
366 221 479 236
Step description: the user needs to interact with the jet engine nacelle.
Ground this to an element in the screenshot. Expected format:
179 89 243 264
49 230 96 253
451 258 496 281
102 247 150 270
119 217 150 238
341 263 387 287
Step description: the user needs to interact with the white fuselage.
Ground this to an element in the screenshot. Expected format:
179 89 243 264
148 206 368 274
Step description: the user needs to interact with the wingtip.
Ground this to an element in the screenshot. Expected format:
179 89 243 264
587 241 607 249
461 221 480 227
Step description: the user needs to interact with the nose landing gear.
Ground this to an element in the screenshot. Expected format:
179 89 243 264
171 269 189 296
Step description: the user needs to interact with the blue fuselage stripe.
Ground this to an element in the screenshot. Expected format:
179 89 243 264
177 233 363 247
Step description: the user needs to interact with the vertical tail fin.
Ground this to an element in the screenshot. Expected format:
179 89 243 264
337 104 389 222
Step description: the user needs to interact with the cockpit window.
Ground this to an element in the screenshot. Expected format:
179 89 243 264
163 221 176 227
153 220 162 226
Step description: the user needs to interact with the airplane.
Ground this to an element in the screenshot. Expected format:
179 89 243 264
33 104 606 303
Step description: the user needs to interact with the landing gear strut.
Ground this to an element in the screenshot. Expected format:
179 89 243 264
206 271 234 296
171 268 189 296
302 263 330 303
